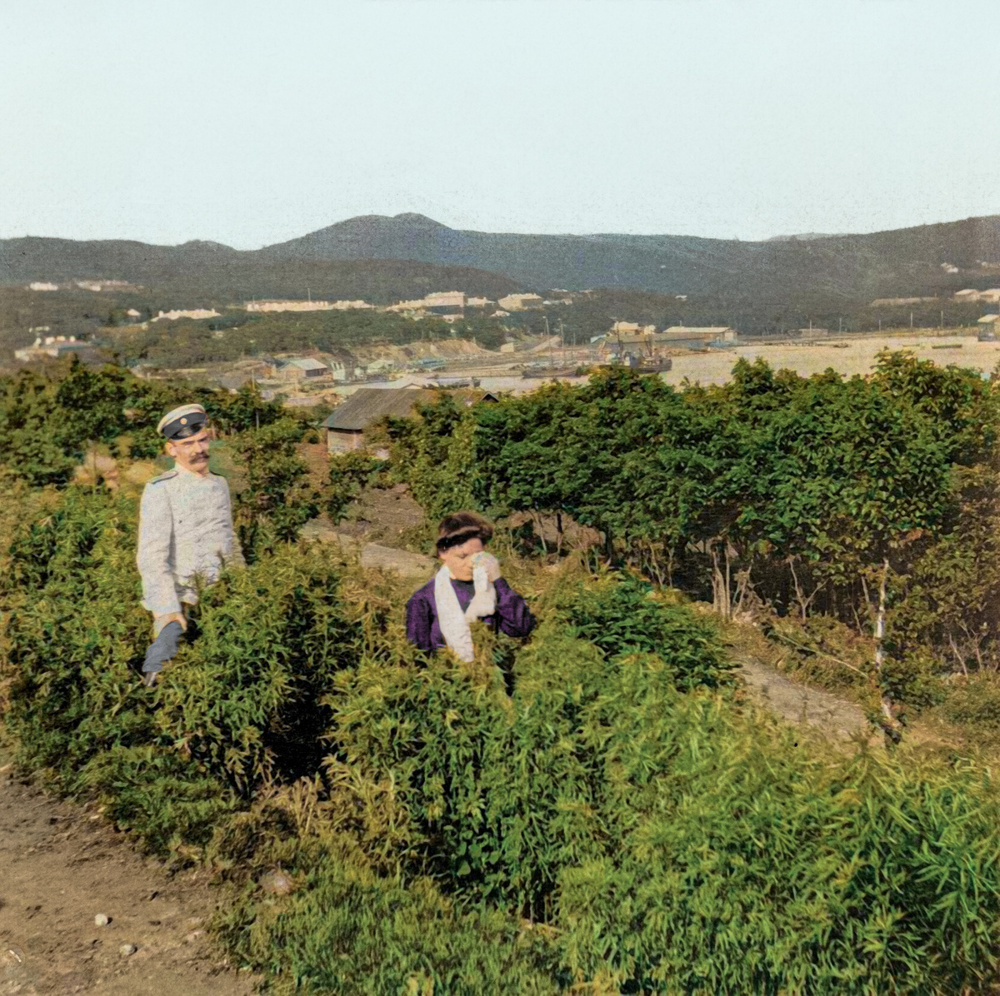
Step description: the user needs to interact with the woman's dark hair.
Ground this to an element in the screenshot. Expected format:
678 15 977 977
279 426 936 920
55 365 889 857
436 511 493 553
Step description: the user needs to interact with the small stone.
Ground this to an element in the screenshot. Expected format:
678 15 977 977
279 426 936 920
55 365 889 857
119 944 137 957
185 930 206 943
259 870 295 895
94 914 110 927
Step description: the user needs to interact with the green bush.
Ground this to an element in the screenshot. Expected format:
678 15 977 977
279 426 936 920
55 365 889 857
326 451 386 522
5 490 1000 992
557 718 1000 994
218 851 562 996
941 673 1000 730
561 571 736 690
1 487 359 853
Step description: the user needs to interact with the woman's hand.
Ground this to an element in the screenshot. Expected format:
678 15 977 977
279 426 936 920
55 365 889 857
472 552 502 583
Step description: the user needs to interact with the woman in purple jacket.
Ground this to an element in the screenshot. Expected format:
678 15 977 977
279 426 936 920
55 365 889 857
405 511 535 661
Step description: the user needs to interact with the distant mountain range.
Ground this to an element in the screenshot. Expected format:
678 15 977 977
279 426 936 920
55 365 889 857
4 212 1000 306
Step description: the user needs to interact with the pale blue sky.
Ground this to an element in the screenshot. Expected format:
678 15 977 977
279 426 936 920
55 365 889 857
2 0 998 247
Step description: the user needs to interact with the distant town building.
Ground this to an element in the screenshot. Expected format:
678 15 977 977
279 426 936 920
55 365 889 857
151 308 221 322
15 336 98 362
869 297 937 307
27 281 58 292
422 291 465 313
274 357 333 383
75 279 134 292
497 293 544 311
661 326 736 342
387 291 467 316
610 321 657 336
244 299 374 312
953 288 1000 304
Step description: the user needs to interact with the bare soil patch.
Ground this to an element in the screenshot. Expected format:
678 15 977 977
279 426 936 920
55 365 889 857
736 656 870 740
662 331 1000 387
0 753 259 996
337 484 428 546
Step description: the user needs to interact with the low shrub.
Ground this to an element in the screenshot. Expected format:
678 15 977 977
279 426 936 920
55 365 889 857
217 849 562 996
1 487 359 854
561 570 736 690
941 672 1000 730
5 492 1000 992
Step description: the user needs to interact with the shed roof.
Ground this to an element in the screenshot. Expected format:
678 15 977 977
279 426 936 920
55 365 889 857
322 387 434 431
662 326 733 336
285 357 328 371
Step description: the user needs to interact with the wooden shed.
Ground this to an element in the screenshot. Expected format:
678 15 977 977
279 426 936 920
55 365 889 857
322 387 434 453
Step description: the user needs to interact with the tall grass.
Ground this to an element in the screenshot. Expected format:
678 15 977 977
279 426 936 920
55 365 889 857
2 487 999 993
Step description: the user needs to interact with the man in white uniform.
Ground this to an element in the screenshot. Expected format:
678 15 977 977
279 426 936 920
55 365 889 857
136 403 244 684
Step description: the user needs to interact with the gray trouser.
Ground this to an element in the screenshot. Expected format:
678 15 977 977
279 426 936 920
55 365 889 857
142 621 185 674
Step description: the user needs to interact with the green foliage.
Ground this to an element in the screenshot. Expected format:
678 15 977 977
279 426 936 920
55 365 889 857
6 351 1000 991
387 356 1000 703
4 484 1000 991
326 451 386 522
113 308 512 369
557 726 1000 994
877 653 946 712
562 571 735 691
941 673 1000 730
232 417 319 553
386 394 479 520
0 362 290 485
218 855 561 996
1 487 358 853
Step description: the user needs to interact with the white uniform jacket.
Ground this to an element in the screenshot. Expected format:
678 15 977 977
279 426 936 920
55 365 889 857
136 466 245 617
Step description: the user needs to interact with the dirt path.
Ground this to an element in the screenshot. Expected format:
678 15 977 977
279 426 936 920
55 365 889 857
737 656 870 739
0 754 259 996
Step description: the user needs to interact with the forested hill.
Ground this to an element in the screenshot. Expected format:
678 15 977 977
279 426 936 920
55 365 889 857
6 212 1000 305
258 212 1000 301
0 237 520 306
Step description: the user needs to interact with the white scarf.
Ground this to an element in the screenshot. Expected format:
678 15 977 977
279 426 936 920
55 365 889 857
434 564 497 662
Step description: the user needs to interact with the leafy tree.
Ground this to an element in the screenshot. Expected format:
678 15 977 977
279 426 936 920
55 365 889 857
232 417 318 555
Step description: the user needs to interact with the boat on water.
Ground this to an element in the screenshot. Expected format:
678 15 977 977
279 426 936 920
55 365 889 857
521 357 674 379
634 358 674 372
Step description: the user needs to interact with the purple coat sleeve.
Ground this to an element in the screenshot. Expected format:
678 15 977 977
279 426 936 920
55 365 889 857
406 583 436 651
493 578 536 639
